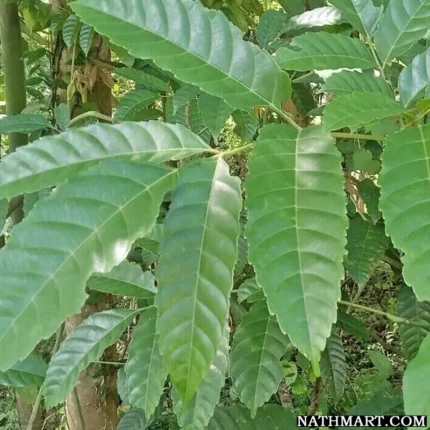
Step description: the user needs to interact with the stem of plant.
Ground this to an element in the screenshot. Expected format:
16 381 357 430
273 107 302 131
331 132 386 141
72 387 86 430
219 143 254 158
69 111 117 126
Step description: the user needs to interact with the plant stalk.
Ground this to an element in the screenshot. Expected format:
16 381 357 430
331 132 386 141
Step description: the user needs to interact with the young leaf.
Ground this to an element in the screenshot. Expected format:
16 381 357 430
236 278 263 304
0 121 211 199
200 92 233 138
114 67 171 93
344 217 388 285
322 71 392 97
135 224 164 256
246 124 347 366
0 161 176 372
368 351 393 378
114 89 159 121
330 0 383 37
398 285 430 360
79 23 95 56
0 354 47 388
276 33 375 71
234 223 249 279
118 408 149 430
87 261 156 299
44 309 139 406
320 328 347 403
62 14 81 48
256 10 287 49
173 327 229 430
125 307 167 418
232 109 258 141
117 367 130 404
189 98 212 143
284 6 345 32
323 92 403 131
0 114 51 134
156 159 241 402
171 84 198 114
399 48 430 106
336 310 369 339
54 104 71 131
374 0 430 67
71 0 291 110
230 301 290 417
357 179 382 224
403 333 430 421
380 124 430 301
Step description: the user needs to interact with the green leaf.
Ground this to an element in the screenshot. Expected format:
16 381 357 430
135 224 164 256
118 408 149 430
79 23 94 56
125 307 167 418
234 223 248 279
0 114 51 134
344 217 388 285
200 92 233 138
230 301 290 417
246 124 347 365
173 327 229 430
330 0 383 36
189 98 212 143
357 179 382 224
276 33 375 71
114 90 159 121
44 309 138 406
368 351 393 378
236 278 263 304
320 328 346 403
114 67 171 93
207 404 297 430
374 0 430 66
323 92 403 131
117 367 130 404
403 333 430 421
279 0 304 15
398 285 430 360
256 10 287 49
63 13 81 48
54 104 71 131
232 109 258 141
156 159 241 402
284 6 345 32
72 0 291 110
322 71 392 97
399 48 430 106
88 261 155 298
336 310 369 339
380 124 430 301
0 121 211 199
353 150 381 173
0 161 176 372
172 84 199 115
0 354 47 388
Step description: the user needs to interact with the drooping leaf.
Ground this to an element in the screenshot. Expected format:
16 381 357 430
0 354 47 388
118 408 150 430
374 0 430 66
398 285 430 360
114 90 159 121
0 114 51 134
368 351 393 378
344 217 388 285
336 310 369 339
189 98 212 143
63 14 81 48
256 10 287 49
322 71 392 97
323 92 403 131
284 6 345 32
54 104 71 131
399 48 430 106
230 301 290 417
232 109 258 141
200 92 233 138
79 23 95 56
156 159 241 402
72 0 291 109
246 124 347 366
357 179 382 224
403 333 430 421
87 261 155 299
172 84 199 115
114 67 171 93
320 328 347 403
117 367 130 404
0 121 211 199
173 327 229 430
236 278 263 304
44 309 139 406
125 307 167 418
0 161 176 372
276 33 375 71
380 124 430 301
330 0 383 37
